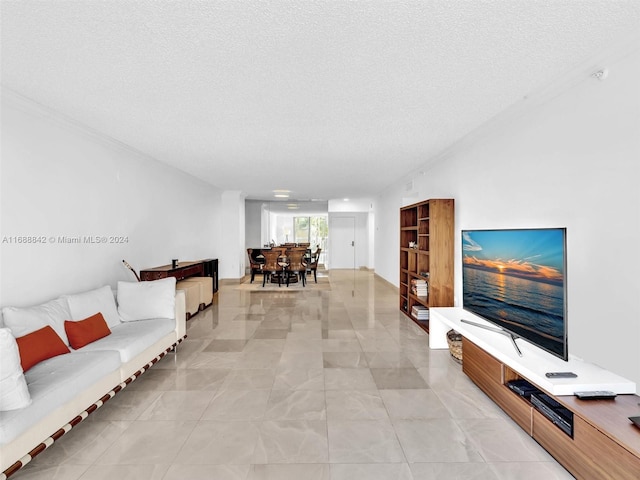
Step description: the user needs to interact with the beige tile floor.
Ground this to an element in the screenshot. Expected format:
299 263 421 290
14 270 573 479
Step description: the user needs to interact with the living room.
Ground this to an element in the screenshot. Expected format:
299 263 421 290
2 0 639 417
1 2 639 478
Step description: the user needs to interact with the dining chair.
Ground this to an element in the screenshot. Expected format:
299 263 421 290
286 249 307 287
307 247 321 283
246 248 264 283
261 249 285 287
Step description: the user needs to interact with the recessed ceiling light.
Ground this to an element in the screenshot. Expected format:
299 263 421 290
273 189 290 198
343 198 349 201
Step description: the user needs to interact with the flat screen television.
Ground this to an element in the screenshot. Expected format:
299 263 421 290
462 228 568 360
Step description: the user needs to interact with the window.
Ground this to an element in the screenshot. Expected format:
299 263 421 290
294 216 327 251
294 217 309 244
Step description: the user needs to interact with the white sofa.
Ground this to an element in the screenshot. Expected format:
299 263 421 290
0 278 186 478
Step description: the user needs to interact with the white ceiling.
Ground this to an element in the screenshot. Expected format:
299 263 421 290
2 1 639 201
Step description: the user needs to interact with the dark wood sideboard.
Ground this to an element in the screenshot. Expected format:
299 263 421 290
140 259 218 293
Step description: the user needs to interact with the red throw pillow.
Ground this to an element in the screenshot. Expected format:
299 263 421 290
16 325 70 372
64 312 111 350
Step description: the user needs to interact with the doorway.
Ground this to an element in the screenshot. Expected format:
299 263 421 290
329 216 355 269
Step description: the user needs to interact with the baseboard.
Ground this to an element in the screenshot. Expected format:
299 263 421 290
374 272 399 292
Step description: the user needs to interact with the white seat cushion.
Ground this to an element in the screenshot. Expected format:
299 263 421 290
0 350 120 445
77 319 175 363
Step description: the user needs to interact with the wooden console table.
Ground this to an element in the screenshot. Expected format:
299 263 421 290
140 259 218 293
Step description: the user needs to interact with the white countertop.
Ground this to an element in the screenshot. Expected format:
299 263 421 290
429 307 636 396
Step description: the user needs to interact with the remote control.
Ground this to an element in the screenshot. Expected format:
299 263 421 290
545 372 578 378
574 391 617 400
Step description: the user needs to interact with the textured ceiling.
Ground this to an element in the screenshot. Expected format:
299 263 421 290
2 1 639 201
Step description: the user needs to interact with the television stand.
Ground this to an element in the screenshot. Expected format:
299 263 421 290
430 307 639 478
460 318 522 357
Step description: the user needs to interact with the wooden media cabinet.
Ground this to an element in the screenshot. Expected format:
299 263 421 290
430 307 640 479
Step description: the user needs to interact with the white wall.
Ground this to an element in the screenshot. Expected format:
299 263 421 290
367 210 375 269
374 48 640 391
219 191 245 280
328 198 373 213
0 91 221 307
244 200 263 250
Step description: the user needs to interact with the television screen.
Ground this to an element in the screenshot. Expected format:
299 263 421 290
462 228 567 360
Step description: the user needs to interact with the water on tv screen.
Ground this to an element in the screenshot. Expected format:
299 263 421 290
462 228 567 360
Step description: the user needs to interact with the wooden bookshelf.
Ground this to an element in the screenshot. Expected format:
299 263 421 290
399 199 454 332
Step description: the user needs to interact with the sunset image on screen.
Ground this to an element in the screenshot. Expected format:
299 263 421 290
462 228 567 359
462 229 564 286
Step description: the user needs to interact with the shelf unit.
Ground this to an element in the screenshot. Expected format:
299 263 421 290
399 198 454 332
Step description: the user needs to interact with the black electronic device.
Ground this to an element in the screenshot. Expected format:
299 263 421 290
545 372 578 378
629 416 640 429
574 390 617 400
506 379 541 399
531 392 564 410
531 392 573 437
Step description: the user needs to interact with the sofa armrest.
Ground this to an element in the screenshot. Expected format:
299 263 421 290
174 290 186 339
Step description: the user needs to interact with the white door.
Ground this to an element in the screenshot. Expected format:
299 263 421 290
329 216 355 269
